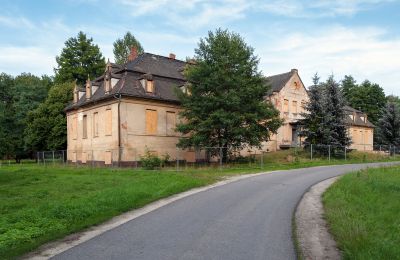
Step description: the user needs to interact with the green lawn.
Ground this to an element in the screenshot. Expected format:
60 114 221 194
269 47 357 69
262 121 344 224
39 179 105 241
323 166 400 260
0 150 399 259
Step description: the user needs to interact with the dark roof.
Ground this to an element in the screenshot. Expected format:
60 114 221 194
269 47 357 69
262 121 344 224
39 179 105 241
344 105 374 128
265 70 294 93
65 53 186 111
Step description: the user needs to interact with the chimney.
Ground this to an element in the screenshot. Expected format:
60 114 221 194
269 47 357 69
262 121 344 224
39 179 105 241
291 68 298 74
85 76 92 100
73 82 78 103
104 60 112 94
169 53 176 59
128 47 138 61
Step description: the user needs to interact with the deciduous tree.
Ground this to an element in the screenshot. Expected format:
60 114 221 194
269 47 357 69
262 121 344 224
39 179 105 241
176 29 282 161
113 31 144 64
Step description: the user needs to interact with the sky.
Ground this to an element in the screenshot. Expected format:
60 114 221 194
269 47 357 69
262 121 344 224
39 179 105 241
0 0 399 95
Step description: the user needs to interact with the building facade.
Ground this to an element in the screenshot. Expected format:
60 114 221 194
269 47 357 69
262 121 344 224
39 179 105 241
65 50 374 165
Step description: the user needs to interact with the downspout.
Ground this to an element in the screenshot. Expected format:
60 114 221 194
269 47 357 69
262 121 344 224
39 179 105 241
113 72 126 167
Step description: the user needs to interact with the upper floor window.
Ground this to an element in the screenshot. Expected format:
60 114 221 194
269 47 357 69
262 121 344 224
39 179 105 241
105 109 112 136
146 80 154 93
292 101 298 114
93 112 99 137
283 99 289 113
82 115 88 139
166 111 176 136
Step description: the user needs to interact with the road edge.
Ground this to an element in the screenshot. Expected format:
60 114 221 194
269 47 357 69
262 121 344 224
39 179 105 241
22 170 279 260
294 176 341 260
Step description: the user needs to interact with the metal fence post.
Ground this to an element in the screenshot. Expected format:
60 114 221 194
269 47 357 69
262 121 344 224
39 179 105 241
52 151 55 165
219 147 223 170
62 150 65 165
344 146 347 161
261 151 264 169
310 144 313 160
176 148 179 172
328 145 331 161
37 152 39 165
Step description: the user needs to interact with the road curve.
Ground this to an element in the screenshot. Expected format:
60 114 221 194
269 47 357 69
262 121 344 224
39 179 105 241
52 163 395 260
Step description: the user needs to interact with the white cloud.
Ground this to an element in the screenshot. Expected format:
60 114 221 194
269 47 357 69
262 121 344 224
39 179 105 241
0 15 35 29
256 25 400 95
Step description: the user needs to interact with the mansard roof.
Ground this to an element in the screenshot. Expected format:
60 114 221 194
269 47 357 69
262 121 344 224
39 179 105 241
65 53 186 111
344 105 375 128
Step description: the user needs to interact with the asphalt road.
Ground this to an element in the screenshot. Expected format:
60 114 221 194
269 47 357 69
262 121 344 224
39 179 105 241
52 162 394 260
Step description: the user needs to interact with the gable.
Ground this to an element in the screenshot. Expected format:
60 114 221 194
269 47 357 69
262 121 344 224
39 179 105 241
279 72 309 99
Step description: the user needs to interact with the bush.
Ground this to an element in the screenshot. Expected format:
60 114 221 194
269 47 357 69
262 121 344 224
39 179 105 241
140 149 162 170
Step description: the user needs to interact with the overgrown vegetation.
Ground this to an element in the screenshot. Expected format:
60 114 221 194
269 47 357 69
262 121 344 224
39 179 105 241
1 149 399 259
323 166 400 259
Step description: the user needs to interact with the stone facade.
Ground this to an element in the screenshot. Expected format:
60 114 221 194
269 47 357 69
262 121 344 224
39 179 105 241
65 50 374 165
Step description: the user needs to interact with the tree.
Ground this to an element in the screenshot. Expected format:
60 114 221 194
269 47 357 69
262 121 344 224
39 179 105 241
55 31 105 85
377 102 400 147
341 75 357 102
386 95 400 109
176 29 283 161
341 77 386 125
0 73 16 159
25 82 74 151
323 76 351 148
113 31 144 64
300 73 327 146
301 75 351 154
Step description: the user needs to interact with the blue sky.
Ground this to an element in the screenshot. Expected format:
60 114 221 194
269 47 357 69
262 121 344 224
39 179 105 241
1 0 399 95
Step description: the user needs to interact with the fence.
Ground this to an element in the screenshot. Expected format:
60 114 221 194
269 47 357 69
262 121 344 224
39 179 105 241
26 143 400 171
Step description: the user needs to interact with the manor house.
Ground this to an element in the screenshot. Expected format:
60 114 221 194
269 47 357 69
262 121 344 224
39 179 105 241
65 49 374 165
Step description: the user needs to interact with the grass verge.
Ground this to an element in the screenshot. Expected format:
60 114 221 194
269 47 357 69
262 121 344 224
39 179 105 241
0 150 399 259
323 166 400 259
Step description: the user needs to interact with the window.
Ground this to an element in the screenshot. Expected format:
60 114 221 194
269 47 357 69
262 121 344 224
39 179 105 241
93 112 99 137
105 109 112 136
146 80 154 93
72 116 78 140
145 109 158 134
166 111 176 136
82 115 88 139
349 114 354 121
360 116 365 122
292 101 298 114
283 99 289 113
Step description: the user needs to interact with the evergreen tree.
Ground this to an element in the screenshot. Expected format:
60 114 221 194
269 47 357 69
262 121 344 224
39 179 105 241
113 31 144 64
0 73 16 159
55 31 105 85
323 76 352 148
377 102 400 146
300 73 327 146
176 29 282 161
25 82 74 151
301 75 351 155
341 75 357 102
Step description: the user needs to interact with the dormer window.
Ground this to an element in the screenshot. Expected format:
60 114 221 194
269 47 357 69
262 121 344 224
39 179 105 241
146 80 154 93
360 116 365 122
349 114 355 121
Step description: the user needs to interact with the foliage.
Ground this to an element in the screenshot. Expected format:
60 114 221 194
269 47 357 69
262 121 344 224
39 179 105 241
113 31 144 64
376 102 400 146
24 82 74 151
176 29 282 161
0 73 52 160
140 148 162 169
54 31 105 85
300 75 351 155
341 75 386 125
323 166 400 259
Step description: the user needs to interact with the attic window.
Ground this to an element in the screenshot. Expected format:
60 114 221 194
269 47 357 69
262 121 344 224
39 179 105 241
349 114 355 121
360 116 365 122
146 80 154 93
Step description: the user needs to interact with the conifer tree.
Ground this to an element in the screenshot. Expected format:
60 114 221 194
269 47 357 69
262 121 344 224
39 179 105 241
377 102 400 147
176 29 282 161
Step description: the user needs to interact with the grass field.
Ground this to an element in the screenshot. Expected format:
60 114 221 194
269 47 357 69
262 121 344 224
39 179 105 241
1 149 399 259
323 166 400 259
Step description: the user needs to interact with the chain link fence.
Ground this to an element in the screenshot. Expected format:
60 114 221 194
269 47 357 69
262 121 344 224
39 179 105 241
23 143 400 171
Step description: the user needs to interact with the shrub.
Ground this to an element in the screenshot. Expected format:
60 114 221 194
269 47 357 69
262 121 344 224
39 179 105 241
140 149 162 170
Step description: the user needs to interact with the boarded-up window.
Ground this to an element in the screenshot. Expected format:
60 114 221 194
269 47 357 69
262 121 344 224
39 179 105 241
82 115 88 139
104 151 112 165
72 116 78 140
82 152 87 164
283 99 289 112
292 101 298 114
166 111 176 136
105 109 112 136
146 80 154 93
146 109 158 134
353 129 358 143
301 100 306 112
93 112 99 137
72 152 77 162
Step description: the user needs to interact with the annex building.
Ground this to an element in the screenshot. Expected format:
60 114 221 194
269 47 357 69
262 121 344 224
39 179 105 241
65 49 374 165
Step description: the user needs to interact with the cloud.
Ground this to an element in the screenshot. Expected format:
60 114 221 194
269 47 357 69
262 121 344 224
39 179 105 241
0 15 35 29
256 25 400 95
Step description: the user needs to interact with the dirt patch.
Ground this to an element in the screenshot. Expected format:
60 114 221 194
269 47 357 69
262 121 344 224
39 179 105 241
295 177 341 260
